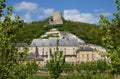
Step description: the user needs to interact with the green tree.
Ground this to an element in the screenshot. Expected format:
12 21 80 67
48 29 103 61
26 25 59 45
26 60 39 76
46 40 65 79
0 0 38 78
97 60 107 73
99 0 120 76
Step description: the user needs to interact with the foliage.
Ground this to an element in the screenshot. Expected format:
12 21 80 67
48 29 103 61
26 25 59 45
15 22 53 44
96 60 108 72
15 19 101 45
26 60 39 75
99 0 120 75
46 40 65 79
56 21 101 45
14 1 120 49
0 0 38 78
64 60 110 73
31 74 114 79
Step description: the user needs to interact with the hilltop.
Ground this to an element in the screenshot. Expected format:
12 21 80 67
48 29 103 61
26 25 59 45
16 20 102 45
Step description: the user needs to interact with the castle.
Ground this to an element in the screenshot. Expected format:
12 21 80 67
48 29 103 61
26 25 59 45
48 11 63 25
18 28 106 66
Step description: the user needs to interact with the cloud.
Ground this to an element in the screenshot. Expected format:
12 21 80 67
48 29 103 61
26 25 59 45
22 13 32 23
94 9 104 12
14 1 39 22
0 14 16 21
38 16 45 20
94 9 112 17
13 2 113 24
14 1 38 12
13 1 55 22
64 9 99 24
99 12 112 16
11 14 16 20
43 8 54 16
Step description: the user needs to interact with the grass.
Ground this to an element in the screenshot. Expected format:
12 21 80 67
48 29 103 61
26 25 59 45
31 73 114 79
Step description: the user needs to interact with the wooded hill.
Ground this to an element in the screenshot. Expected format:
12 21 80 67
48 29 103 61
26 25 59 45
15 19 109 46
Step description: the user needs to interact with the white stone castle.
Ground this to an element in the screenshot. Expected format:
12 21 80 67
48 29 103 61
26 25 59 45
18 28 106 66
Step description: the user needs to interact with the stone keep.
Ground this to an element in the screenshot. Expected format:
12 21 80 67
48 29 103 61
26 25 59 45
49 11 63 25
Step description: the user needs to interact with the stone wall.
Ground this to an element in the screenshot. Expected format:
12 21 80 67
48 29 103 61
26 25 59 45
18 46 103 66
49 11 63 25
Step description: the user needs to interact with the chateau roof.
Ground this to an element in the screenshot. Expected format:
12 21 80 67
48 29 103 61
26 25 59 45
31 28 85 46
78 46 93 51
17 43 27 47
31 38 79 46
26 53 43 61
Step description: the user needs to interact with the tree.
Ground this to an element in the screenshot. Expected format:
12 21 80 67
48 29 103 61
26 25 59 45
0 0 38 78
99 0 120 76
26 60 39 76
46 40 65 79
97 60 107 73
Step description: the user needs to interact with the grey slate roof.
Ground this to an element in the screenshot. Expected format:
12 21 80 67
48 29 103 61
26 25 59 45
31 38 79 46
26 53 34 59
36 54 44 61
78 46 93 51
26 53 44 61
17 43 27 47
30 30 85 46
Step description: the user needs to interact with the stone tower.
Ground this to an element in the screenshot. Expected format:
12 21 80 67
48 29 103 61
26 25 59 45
49 11 63 25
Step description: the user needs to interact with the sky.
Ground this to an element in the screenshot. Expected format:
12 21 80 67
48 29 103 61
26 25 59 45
5 0 116 24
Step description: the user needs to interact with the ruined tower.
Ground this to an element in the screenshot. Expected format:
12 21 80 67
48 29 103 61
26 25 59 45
49 11 63 25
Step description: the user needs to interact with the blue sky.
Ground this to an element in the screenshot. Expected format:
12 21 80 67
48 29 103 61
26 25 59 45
6 0 116 24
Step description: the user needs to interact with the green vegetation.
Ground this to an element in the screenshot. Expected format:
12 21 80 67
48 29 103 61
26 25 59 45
97 0 120 78
63 60 110 73
0 0 38 78
31 59 113 79
46 40 65 79
33 0 120 78
99 0 120 77
1 0 120 78
15 19 101 45
55 21 101 45
31 74 114 79
16 22 53 44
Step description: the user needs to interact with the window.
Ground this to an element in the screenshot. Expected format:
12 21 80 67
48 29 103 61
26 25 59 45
82 54 84 57
87 58 89 61
51 19 53 21
87 54 89 57
64 48 66 50
87 54 89 61
92 54 94 57
33 43 36 45
38 61 40 65
73 48 76 55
